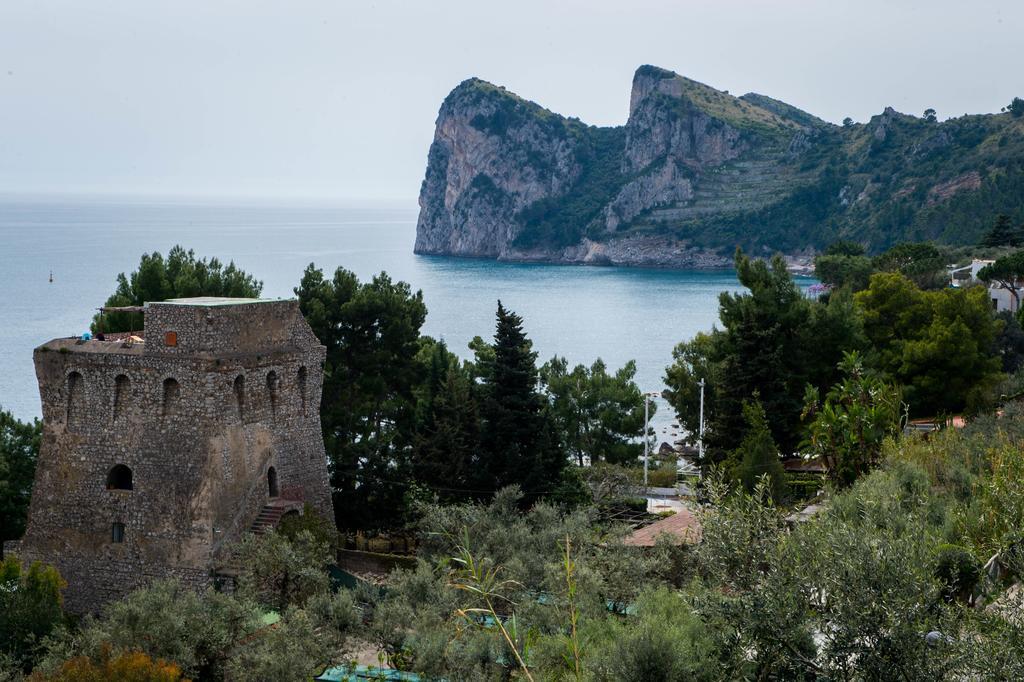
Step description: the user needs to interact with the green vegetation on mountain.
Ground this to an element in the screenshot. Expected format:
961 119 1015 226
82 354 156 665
647 110 1024 252
739 91 831 131
419 65 1024 260
980 213 1024 247
644 66 801 137
515 126 627 249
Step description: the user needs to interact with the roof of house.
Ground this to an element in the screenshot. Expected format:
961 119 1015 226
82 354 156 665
783 456 827 473
906 416 967 432
624 506 701 547
161 296 285 307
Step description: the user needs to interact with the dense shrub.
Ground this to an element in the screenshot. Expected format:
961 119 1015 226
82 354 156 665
33 647 187 682
580 588 718 682
0 557 64 671
934 543 982 603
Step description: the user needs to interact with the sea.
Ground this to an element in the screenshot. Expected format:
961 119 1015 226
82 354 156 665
0 195 808 443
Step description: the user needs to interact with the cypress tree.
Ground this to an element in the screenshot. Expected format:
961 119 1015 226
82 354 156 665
733 400 787 502
477 302 565 500
981 214 1021 248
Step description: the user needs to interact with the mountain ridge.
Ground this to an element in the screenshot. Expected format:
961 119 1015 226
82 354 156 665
415 65 1024 268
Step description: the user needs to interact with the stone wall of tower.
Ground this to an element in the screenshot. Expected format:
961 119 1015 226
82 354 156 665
8 299 334 614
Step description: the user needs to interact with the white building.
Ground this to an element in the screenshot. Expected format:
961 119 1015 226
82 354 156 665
990 286 1021 314
948 259 994 287
948 259 1020 314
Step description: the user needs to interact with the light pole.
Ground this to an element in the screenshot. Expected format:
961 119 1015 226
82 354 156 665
698 378 706 468
643 391 659 488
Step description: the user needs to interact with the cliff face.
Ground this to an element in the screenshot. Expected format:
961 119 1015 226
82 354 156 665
414 79 585 258
416 65 1024 266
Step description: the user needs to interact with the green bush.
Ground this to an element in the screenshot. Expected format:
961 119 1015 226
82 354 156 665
0 557 65 671
646 466 678 488
785 473 824 502
934 544 982 603
277 506 338 549
614 497 649 514
582 588 719 681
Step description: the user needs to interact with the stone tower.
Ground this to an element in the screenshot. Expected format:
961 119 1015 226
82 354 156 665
9 297 334 613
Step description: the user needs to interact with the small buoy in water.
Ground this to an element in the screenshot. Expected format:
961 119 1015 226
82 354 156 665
49 270 53 283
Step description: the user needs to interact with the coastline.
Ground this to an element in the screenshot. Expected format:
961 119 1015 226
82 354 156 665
415 233 817 276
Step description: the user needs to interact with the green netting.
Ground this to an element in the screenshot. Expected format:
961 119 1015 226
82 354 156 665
316 665 428 681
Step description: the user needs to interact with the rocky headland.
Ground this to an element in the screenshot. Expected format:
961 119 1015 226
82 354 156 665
415 65 1024 268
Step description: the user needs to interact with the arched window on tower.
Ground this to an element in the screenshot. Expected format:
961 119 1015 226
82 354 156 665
267 466 279 498
266 371 279 418
297 366 308 416
162 378 180 417
234 375 246 419
66 371 84 429
112 374 130 421
106 464 133 491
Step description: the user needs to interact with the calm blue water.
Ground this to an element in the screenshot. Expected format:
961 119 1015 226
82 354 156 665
0 195 781 441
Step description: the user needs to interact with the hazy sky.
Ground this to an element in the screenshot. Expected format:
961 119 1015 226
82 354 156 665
1 0 1021 203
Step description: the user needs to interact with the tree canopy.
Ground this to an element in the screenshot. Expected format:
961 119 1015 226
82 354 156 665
295 264 427 530
0 409 40 548
92 246 262 334
813 252 874 291
540 357 646 466
475 302 566 501
1009 96 1024 118
412 340 481 503
979 213 1022 248
731 400 787 501
815 240 952 293
856 272 1003 416
802 351 903 486
871 242 949 289
665 250 863 461
0 556 65 671
977 249 1024 310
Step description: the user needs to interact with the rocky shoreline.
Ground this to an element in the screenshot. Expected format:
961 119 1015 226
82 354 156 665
502 235 731 269
419 232 817 275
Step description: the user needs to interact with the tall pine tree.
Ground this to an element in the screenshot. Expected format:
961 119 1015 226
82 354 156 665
981 214 1021 248
295 264 427 530
665 250 864 463
0 409 41 548
476 302 566 501
412 341 480 502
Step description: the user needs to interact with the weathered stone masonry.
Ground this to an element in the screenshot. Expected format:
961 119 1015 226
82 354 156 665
6 297 334 613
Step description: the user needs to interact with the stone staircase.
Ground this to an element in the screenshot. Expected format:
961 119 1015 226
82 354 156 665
212 499 301 583
249 500 291 536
